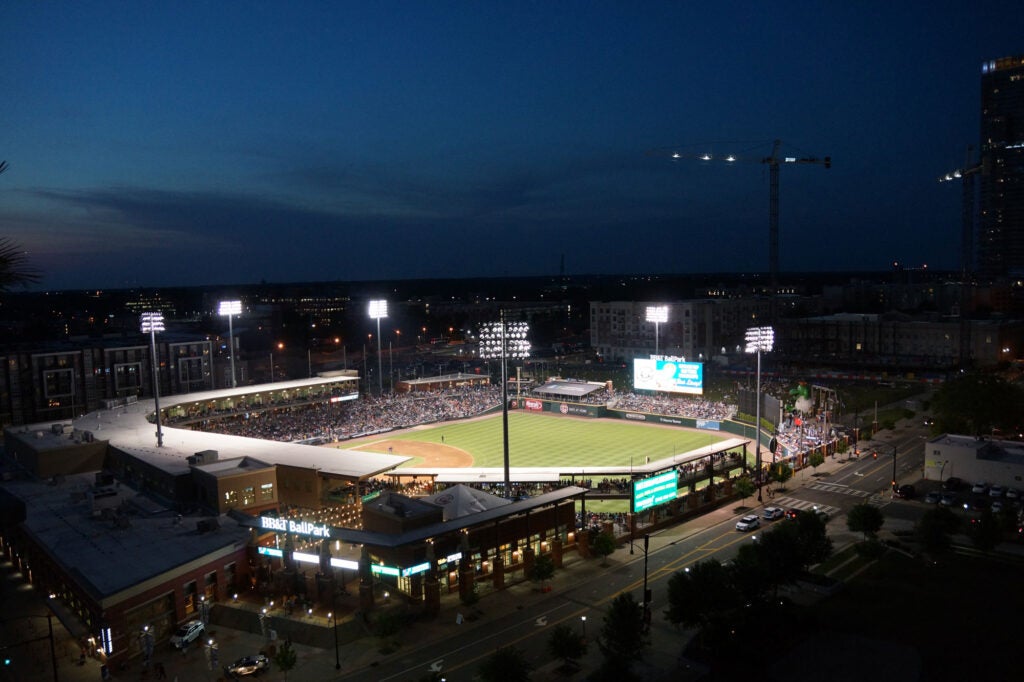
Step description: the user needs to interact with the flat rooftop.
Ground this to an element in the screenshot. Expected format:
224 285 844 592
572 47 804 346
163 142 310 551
2 475 250 607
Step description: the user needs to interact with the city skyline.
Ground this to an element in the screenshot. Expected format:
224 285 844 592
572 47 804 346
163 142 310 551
2 2 1023 291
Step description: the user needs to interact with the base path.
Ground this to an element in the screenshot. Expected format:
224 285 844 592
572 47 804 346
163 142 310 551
352 438 474 468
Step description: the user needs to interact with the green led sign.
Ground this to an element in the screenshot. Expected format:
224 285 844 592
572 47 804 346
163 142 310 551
632 470 678 513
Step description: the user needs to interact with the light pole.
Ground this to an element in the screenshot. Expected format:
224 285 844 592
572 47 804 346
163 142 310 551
645 305 668 356
580 615 587 640
330 606 340 670
368 300 387 395
218 300 241 388
478 312 531 494
745 326 774 502
641 534 651 631
140 312 165 447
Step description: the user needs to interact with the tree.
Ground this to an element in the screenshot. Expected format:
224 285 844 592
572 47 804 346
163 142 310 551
665 559 739 631
846 503 885 541
273 639 297 681
547 623 587 672
768 461 793 490
591 530 616 567
808 450 825 472
931 372 1024 437
530 553 555 591
478 646 532 682
598 593 648 666
733 476 755 504
789 510 833 569
916 506 960 554
0 163 42 295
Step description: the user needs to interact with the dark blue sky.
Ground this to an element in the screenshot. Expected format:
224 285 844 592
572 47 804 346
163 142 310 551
2 2 1022 291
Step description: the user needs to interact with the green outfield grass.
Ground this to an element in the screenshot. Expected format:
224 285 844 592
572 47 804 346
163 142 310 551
360 411 731 468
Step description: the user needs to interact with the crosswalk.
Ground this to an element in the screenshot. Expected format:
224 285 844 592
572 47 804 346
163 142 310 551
773 497 840 517
807 482 870 498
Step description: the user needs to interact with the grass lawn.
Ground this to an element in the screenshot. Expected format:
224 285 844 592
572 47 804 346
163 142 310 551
378 411 733 469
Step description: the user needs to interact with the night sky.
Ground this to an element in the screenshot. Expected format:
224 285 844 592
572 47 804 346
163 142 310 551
2 2 1022 291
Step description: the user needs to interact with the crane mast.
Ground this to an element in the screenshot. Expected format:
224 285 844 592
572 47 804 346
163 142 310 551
660 140 830 291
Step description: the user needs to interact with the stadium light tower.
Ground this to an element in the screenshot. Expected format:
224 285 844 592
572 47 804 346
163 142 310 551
218 299 242 388
479 311 531 494
745 326 774 502
368 300 388 395
140 311 166 447
646 305 669 356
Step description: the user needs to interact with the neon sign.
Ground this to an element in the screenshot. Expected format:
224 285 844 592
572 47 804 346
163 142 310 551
260 516 331 538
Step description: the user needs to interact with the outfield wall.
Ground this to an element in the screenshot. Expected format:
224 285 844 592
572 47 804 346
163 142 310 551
512 397 605 418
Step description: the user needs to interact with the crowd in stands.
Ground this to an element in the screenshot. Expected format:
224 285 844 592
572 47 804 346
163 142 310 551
612 392 735 421
195 385 502 442
192 381 835 467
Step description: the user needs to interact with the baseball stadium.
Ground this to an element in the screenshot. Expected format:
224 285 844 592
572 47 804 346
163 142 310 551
1 371 773 665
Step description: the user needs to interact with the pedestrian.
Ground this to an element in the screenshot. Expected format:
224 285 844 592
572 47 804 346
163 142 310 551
441 434 445 443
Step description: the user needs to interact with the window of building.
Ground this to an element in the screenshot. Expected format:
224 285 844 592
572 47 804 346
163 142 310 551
224 490 238 506
204 571 217 601
260 483 274 500
242 486 255 506
113 362 143 393
183 580 198 615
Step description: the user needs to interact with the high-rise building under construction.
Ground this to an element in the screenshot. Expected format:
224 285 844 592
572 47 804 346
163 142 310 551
978 55 1024 278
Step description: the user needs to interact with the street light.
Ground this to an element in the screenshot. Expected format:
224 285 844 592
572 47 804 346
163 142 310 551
479 312 531 494
745 326 774 502
140 312 165 447
645 305 669 356
218 299 242 388
368 300 387 395
630 532 655 630
328 608 340 670
580 615 587 640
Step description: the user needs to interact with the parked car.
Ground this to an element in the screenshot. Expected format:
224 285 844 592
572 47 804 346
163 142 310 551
169 620 205 649
967 497 990 511
939 492 957 507
224 653 270 677
1006 488 1021 500
762 506 784 520
942 477 963 492
989 485 1005 498
924 490 941 504
992 500 1005 514
894 484 916 499
971 482 989 495
736 515 761 531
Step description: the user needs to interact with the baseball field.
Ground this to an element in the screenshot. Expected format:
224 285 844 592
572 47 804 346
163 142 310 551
345 410 734 469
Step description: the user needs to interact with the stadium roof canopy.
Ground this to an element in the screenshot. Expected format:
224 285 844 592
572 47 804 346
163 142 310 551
62 377 409 480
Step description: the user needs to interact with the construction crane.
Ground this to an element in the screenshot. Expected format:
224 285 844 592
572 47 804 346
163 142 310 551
938 146 988 369
657 140 831 287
